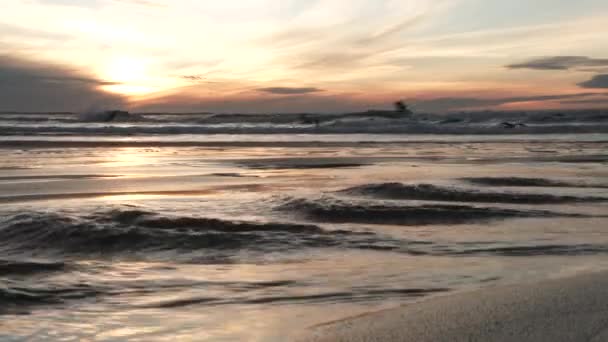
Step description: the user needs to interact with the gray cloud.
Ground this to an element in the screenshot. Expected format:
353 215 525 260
579 74 608 89
181 75 206 82
0 55 125 112
507 56 608 70
258 87 323 95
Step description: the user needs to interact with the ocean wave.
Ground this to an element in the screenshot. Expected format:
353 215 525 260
95 209 326 234
278 197 583 225
462 177 608 189
2 121 608 136
3 110 608 136
0 276 447 313
0 281 102 314
447 244 608 257
236 158 370 170
0 260 66 276
0 277 305 314
0 209 402 262
0 174 121 182
142 287 449 309
339 183 608 204
0 204 603 267
5 110 608 126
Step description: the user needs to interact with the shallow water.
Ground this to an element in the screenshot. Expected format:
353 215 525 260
1 131 608 341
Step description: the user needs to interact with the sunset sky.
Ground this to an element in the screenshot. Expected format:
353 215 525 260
1 0 608 113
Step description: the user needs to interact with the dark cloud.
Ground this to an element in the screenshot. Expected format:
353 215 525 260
258 87 323 95
181 75 206 82
0 55 125 112
414 93 608 112
506 56 608 70
579 74 608 89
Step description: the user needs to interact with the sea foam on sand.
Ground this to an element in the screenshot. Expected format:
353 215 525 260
297 271 608 342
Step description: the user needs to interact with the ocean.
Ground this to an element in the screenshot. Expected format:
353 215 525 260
1 111 607 341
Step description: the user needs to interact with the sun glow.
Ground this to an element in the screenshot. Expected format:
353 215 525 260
105 57 146 82
100 56 157 95
102 84 157 96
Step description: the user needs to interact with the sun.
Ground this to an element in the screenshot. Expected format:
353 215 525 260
100 56 156 95
105 56 146 82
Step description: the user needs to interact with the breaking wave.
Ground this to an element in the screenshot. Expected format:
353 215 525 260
339 183 608 204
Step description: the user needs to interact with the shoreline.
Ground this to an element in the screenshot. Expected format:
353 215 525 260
297 271 608 342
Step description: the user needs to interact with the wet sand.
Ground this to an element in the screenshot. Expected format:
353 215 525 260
298 271 608 342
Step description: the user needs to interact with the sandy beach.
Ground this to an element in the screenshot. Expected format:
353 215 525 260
299 271 608 342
